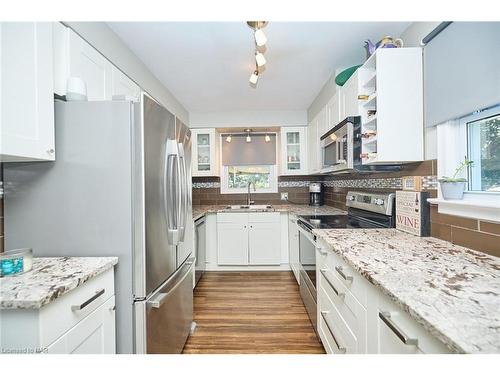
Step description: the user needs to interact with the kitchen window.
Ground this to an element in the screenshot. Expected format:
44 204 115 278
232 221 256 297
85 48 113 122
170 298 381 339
220 133 278 194
466 111 500 192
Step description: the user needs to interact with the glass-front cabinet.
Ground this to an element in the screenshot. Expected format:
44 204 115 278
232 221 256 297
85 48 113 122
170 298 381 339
191 128 219 176
280 127 308 175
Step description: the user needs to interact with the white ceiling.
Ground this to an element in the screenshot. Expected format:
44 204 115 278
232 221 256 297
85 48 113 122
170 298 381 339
108 22 410 113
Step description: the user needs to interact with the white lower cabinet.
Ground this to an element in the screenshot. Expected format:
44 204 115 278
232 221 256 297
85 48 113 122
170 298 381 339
217 212 281 266
47 296 116 354
288 215 300 283
316 239 451 354
0 268 116 354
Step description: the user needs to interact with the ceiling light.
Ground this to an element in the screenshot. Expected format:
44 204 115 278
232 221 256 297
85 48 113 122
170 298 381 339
254 29 267 47
255 52 266 67
245 129 252 143
226 135 232 143
265 134 271 142
246 135 251 143
249 71 259 85
330 134 338 141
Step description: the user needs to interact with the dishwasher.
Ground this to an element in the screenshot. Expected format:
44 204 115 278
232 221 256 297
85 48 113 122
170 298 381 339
194 216 206 286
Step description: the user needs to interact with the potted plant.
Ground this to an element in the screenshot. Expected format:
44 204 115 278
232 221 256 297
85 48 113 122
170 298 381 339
438 157 474 200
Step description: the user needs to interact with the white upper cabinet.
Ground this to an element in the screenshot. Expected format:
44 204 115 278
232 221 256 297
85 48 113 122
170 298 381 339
68 29 112 100
1 22 55 162
191 128 219 177
357 48 424 164
53 23 139 102
327 93 341 129
307 115 321 174
280 127 307 175
339 70 360 119
110 66 141 101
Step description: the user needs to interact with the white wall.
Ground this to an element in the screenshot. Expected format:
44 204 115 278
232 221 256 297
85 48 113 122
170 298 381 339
189 110 307 128
64 22 189 124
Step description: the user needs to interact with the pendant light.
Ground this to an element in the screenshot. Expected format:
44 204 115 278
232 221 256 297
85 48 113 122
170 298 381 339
245 129 252 143
255 51 266 67
249 70 259 85
225 134 232 143
265 134 271 142
254 29 267 47
246 21 268 87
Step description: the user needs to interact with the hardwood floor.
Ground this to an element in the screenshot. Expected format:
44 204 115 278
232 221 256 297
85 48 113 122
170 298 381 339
183 271 325 354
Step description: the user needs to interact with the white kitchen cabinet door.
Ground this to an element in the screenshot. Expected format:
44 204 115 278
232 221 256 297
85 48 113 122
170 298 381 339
52 22 70 96
0 22 55 162
47 296 116 354
327 93 341 128
248 214 281 265
307 117 320 174
68 29 112 100
217 221 248 265
191 128 219 177
280 127 307 175
111 66 141 101
340 71 360 119
316 106 328 140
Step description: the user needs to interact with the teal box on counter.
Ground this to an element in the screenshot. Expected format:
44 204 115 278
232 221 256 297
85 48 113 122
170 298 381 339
0 248 33 277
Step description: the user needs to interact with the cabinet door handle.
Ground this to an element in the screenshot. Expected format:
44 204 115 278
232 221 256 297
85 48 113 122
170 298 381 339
71 289 105 311
320 269 344 298
317 247 328 255
335 265 353 282
379 311 418 346
321 311 347 353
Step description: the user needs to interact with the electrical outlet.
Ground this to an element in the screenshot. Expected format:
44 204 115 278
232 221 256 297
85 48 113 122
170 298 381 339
280 192 288 201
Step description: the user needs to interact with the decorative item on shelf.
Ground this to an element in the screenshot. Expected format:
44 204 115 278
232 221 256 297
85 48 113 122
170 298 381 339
360 152 377 160
367 109 377 118
335 65 362 86
0 248 33 277
358 94 370 100
364 36 404 59
438 157 474 200
396 191 430 237
402 176 424 191
361 130 377 138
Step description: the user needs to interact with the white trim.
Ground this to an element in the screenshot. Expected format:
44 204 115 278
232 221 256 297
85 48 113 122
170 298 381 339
428 197 500 223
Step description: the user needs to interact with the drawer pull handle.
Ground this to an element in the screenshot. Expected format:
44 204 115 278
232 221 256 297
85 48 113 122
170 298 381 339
320 269 345 299
71 289 105 311
321 311 347 353
335 266 353 282
318 248 328 255
379 311 418 346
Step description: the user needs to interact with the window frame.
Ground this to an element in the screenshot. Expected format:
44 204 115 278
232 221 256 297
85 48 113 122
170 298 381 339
220 164 278 194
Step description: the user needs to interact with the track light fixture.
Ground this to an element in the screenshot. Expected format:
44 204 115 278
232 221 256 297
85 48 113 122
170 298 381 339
265 134 271 143
245 129 252 143
225 134 232 143
246 21 268 87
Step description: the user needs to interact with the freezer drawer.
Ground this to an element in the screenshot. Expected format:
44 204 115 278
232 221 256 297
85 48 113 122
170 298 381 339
144 258 194 354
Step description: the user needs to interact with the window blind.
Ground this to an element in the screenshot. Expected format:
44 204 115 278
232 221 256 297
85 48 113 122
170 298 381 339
221 134 276 166
424 22 500 127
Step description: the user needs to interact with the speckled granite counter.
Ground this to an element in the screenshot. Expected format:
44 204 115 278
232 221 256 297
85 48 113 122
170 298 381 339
312 228 500 353
193 204 346 220
0 257 118 309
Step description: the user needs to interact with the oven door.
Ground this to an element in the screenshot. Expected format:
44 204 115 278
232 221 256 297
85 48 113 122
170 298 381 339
297 220 318 333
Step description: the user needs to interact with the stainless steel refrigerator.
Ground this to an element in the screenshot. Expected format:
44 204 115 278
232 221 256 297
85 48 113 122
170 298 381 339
4 93 194 354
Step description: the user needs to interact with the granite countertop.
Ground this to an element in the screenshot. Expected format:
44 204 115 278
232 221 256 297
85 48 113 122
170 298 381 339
312 228 500 354
193 204 346 220
0 257 118 309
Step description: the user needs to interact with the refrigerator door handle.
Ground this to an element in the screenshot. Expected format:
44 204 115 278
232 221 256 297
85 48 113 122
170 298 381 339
165 139 180 245
178 142 187 242
147 258 194 309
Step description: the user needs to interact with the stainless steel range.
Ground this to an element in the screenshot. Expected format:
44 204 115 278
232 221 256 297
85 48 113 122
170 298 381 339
296 191 395 334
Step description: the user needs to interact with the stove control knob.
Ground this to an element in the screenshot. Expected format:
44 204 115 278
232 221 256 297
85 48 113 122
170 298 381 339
374 198 385 205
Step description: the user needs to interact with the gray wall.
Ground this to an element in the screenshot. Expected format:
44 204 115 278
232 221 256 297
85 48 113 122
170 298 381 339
64 22 189 124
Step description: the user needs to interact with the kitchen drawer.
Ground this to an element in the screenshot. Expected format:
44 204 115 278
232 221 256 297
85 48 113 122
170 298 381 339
248 212 280 223
217 212 248 223
39 268 115 347
375 291 451 354
46 295 116 354
318 285 359 354
323 245 370 307
318 267 367 353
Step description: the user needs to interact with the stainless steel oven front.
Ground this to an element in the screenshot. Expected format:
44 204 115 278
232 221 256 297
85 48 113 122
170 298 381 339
297 219 318 334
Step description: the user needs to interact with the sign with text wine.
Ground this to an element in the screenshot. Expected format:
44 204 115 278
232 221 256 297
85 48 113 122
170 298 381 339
395 191 430 237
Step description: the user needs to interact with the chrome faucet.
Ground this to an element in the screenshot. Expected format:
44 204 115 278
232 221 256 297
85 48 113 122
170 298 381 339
247 182 256 206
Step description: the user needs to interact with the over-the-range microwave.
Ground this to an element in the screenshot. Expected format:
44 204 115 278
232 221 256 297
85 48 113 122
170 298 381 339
320 116 400 174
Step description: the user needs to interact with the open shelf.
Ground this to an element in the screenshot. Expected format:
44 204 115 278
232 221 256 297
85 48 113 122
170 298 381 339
363 115 377 128
363 72 376 89
362 93 377 108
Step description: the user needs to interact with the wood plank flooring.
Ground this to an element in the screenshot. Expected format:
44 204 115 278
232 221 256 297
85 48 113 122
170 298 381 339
183 271 325 354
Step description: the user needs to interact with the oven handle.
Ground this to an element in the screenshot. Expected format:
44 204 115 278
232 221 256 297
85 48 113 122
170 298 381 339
297 221 315 243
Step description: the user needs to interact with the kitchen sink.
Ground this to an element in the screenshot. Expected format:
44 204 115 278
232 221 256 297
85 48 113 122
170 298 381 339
225 204 273 211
